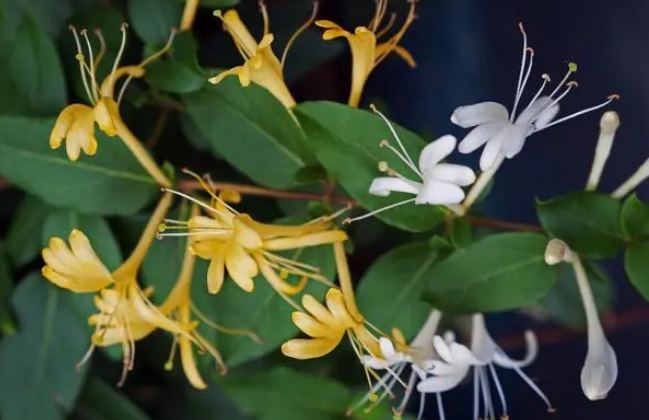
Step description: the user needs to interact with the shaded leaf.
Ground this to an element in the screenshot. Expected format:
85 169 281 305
536 191 625 258
625 241 649 302
620 193 649 239
424 233 558 313
128 0 181 44
145 32 207 94
183 82 310 189
0 117 158 215
6 195 53 267
71 377 151 420
356 242 439 339
0 274 89 420
0 240 15 335
295 101 445 232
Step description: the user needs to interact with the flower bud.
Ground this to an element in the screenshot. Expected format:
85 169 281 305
544 239 572 265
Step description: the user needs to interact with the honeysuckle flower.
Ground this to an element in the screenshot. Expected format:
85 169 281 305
209 3 317 109
51 24 175 162
282 287 381 360
346 107 475 223
316 0 417 107
452 24 618 172
159 172 347 296
41 193 184 385
586 111 620 191
544 240 618 400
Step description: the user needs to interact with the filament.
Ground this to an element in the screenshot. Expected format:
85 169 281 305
281 1 319 69
344 198 416 224
371 104 420 175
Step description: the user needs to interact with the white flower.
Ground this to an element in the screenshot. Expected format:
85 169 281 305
452 24 618 171
362 336 412 369
346 107 475 224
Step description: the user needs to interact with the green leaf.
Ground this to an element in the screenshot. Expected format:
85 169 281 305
128 0 181 44
620 193 649 239
294 101 445 232
145 32 207 94
195 244 334 366
42 209 123 360
0 13 66 116
72 378 151 420
424 233 558 313
450 217 473 250
625 241 649 302
1 0 73 40
0 240 16 335
539 262 613 327
220 367 351 420
356 242 439 339
6 195 53 267
167 0 238 6
0 116 158 215
536 191 625 258
183 82 310 189
0 274 89 420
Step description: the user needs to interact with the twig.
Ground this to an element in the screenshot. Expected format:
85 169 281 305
178 179 545 233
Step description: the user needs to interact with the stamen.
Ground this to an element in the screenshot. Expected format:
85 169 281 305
80 29 99 103
523 73 551 113
395 370 418 414
259 0 270 35
344 198 417 224
435 393 445 420
161 188 230 219
69 26 95 104
511 46 535 122
373 1 417 67
478 367 493 420
190 302 262 343
547 62 577 100
535 94 619 133
511 23 529 120
348 332 378 397
380 140 424 179
182 169 239 215
473 371 479 420
371 104 421 176
376 12 397 38
110 23 129 98
164 334 179 370
201 172 241 214
93 29 107 69
488 363 508 418
281 1 319 69
416 392 426 420
509 364 554 411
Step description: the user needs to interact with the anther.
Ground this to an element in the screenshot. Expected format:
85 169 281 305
164 361 173 370
525 46 535 55
158 223 167 233
379 139 389 147
608 93 621 101
369 393 379 402
378 161 389 172
567 80 579 88
568 62 578 72
120 22 129 30
542 73 551 81
342 218 352 225
369 103 379 113
68 24 76 30
518 22 525 33
547 407 557 414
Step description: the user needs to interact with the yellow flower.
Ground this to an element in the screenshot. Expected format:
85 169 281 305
209 4 318 109
41 193 183 385
159 172 347 297
157 229 260 389
281 288 380 359
50 25 175 161
316 0 417 107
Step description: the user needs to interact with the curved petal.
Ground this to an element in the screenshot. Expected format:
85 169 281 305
379 337 396 359
432 335 452 364
292 312 333 338
425 360 465 376
515 96 551 125
426 163 476 187
448 342 483 366
315 20 343 30
281 337 342 359
418 135 457 172
479 136 503 171
494 330 538 368
302 294 337 326
451 102 509 128
469 314 497 363
498 124 529 159
369 177 420 197
416 368 469 393
415 180 465 205
69 230 108 269
225 243 258 279
458 121 509 154
206 253 225 294
534 103 560 129
208 67 241 85
362 355 393 370
233 217 263 250
325 288 356 328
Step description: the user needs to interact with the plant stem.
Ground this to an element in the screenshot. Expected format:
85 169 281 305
461 154 505 213
334 241 362 322
180 0 200 31
116 119 172 188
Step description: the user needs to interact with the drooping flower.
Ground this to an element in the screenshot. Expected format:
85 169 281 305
41 193 186 385
346 106 475 223
159 171 347 296
451 23 618 171
316 0 417 107
209 3 317 109
586 111 620 191
544 239 618 400
51 24 175 164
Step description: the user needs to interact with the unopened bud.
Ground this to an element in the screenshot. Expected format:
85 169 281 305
544 239 572 265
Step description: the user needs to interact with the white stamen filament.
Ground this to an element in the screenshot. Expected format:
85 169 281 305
417 391 426 420
371 104 419 171
523 74 551 113
547 63 577 100
110 23 129 96
435 393 446 420
473 371 479 420
509 364 554 411
488 363 508 417
511 23 529 121
344 198 417 224
532 81 578 123
381 140 423 179
535 94 619 133
161 188 231 219
512 47 535 121
586 111 620 191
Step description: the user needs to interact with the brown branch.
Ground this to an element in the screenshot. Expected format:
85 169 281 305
178 179 545 233
0 178 9 190
498 306 649 350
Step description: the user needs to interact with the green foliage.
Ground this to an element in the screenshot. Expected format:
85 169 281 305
424 232 558 313
620 193 649 239
0 240 15 335
0 117 159 215
183 82 311 189
128 0 181 45
537 191 626 258
356 242 443 339
625 241 649 301
295 101 445 232
72 378 151 420
145 32 207 94
6 195 53 266
219 367 351 420
0 274 89 420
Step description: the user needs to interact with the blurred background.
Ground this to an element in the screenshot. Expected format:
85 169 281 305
1 0 649 419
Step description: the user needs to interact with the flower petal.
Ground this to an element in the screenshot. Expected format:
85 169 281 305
302 294 337 326
416 368 469 393
469 314 497 363
362 355 392 370
451 102 509 128
432 335 452 363
315 20 343 30
581 335 618 400
515 96 551 125
325 288 356 328
207 253 225 294
233 217 263 249
281 337 341 359
415 180 465 205
426 163 476 187
499 124 529 159
458 121 509 154
418 135 457 172
479 136 503 171
292 312 333 338
534 103 560 129
379 337 396 359
494 330 538 368
369 177 420 197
